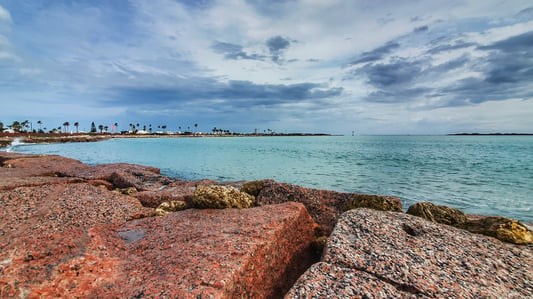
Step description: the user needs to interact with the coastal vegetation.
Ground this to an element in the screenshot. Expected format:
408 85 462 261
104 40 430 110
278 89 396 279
0 119 331 137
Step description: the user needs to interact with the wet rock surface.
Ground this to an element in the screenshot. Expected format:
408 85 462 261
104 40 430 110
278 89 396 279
287 209 533 298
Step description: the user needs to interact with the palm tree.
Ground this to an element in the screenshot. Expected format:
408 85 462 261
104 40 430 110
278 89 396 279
21 120 30 132
114 123 118 133
63 122 70 133
37 120 43 133
194 123 198 133
104 126 109 132
10 121 21 133
98 125 104 133
74 122 79 134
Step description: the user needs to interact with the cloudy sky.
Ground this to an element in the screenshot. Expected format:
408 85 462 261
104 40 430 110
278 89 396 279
1 0 532 134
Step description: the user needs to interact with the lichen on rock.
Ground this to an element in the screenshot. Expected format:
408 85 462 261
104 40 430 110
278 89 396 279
344 194 402 212
241 179 268 197
406 201 467 226
193 185 256 209
461 216 533 245
155 200 187 216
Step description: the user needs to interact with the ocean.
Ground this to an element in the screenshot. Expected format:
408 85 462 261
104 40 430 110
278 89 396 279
8 135 533 223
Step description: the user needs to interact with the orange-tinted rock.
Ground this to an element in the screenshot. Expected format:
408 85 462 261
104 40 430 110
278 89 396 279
0 183 152 298
0 153 88 190
1 198 316 298
2 154 90 176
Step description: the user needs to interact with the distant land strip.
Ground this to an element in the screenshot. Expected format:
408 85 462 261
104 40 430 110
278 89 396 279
448 133 533 136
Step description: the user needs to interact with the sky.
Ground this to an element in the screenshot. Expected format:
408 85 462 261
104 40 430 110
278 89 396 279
0 0 532 135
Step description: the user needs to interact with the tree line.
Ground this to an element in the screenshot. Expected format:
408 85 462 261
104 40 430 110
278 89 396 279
0 120 236 135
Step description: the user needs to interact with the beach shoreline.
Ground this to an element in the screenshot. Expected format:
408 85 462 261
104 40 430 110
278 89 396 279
0 132 336 149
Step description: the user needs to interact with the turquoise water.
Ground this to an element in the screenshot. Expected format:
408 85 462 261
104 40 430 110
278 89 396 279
9 135 533 223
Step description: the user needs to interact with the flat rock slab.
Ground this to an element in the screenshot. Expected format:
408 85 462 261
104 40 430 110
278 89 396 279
1 194 315 298
0 183 152 297
287 209 533 298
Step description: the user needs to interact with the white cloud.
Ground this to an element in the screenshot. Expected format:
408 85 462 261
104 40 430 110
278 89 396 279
1 0 532 134
0 5 11 23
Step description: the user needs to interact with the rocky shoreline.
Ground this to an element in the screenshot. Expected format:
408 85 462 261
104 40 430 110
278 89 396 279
0 152 531 298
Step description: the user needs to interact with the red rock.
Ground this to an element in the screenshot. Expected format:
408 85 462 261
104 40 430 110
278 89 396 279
0 183 152 298
132 180 203 208
287 209 533 298
256 180 402 236
1 198 316 298
0 153 88 190
72 163 170 191
2 154 90 177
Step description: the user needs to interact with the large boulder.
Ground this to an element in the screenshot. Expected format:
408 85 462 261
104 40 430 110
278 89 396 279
256 180 401 236
287 209 533 298
461 216 533 245
0 183 152 297
2 200 317 298
0 153 88 190
193 185 256 209
406 201 467 226
72 163 171 191
0 152 172 192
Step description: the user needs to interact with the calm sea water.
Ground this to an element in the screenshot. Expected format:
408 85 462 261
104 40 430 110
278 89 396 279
8 135 533 223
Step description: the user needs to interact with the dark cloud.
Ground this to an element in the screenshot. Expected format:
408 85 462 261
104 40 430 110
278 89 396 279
110 78 343 109
477 31 533 85
413 25 429 33
355 31 533 106
357 57 426 88
478 30 533 53
211 41 266 61
267 36 290 63
349 41 400 65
